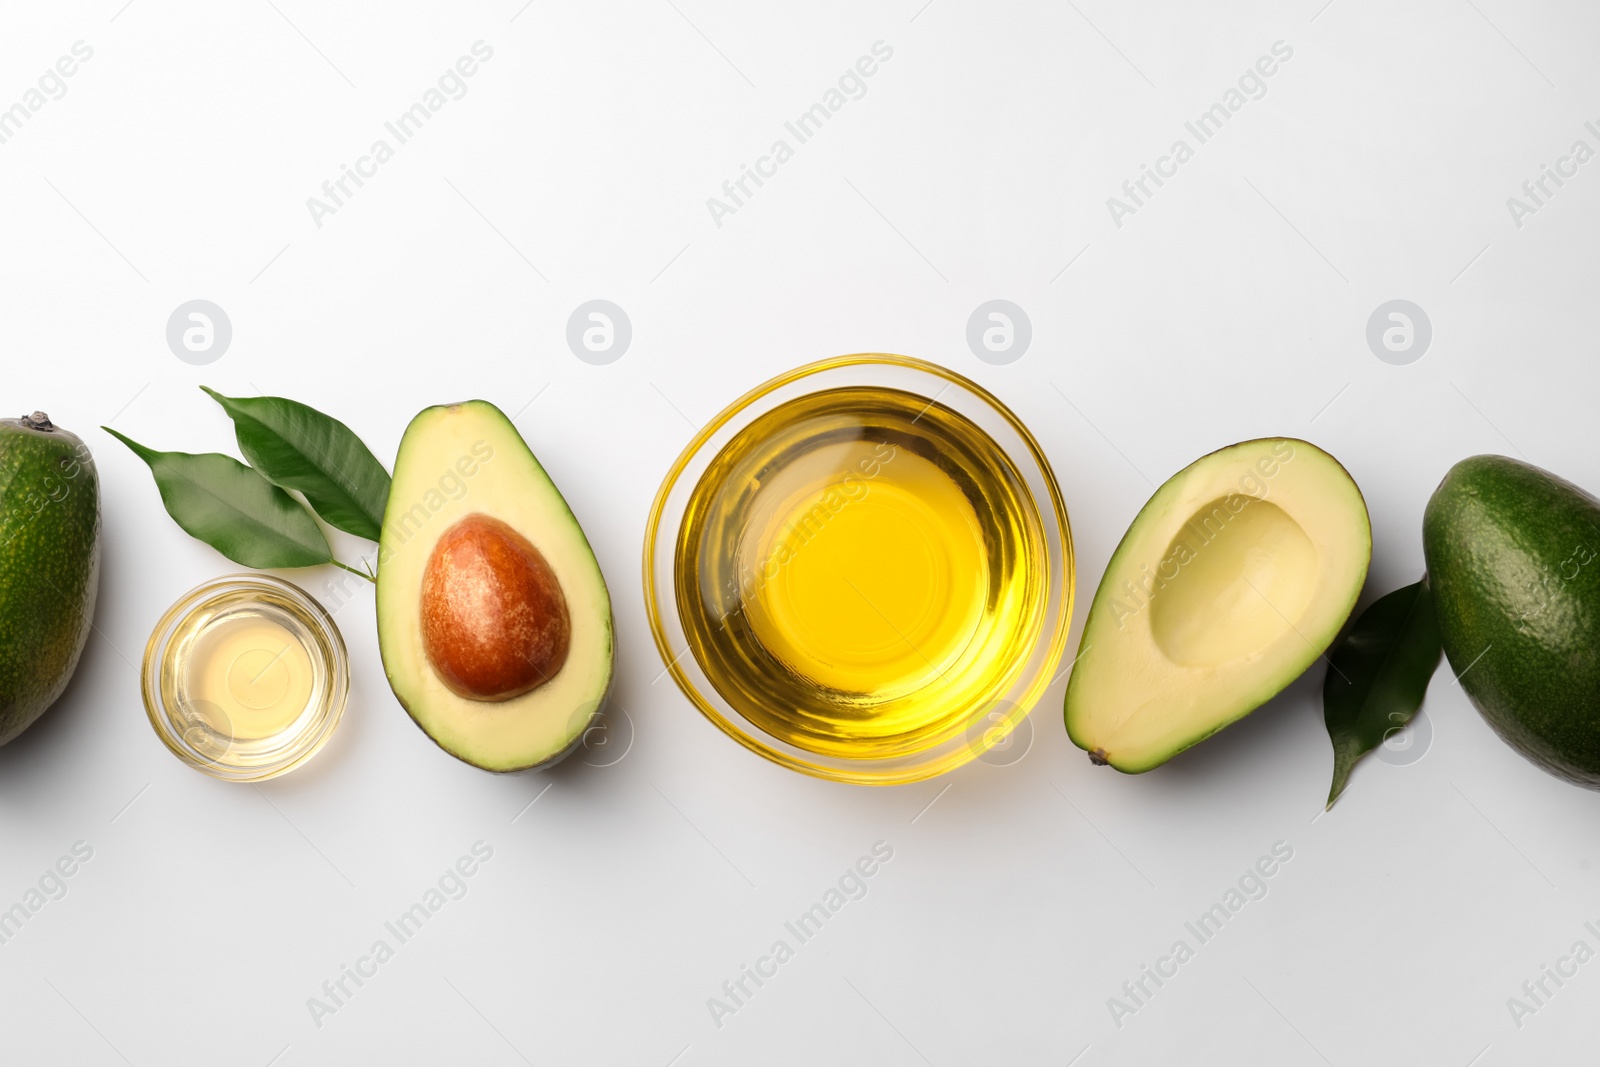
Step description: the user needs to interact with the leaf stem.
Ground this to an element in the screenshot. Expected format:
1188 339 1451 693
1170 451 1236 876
334 559 376 583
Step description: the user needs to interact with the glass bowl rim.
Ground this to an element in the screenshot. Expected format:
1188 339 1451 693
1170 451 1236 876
141 572 350 783
641 352 1075 785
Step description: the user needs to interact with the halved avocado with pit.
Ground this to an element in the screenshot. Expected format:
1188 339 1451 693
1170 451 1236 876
1065 438 1370 772
376 401 614 771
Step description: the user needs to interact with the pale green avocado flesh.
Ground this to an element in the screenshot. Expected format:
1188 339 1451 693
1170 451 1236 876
1065 438 1370 772
376 401 614 772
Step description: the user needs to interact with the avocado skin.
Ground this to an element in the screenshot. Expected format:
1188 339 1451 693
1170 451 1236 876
1423 454 1600 787
0 416 101 746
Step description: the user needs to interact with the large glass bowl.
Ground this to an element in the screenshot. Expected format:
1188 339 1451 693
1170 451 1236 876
643 354 1074 785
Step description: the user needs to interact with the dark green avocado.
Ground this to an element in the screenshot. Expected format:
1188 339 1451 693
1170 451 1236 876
1423 454 1600 787
0 413 101 746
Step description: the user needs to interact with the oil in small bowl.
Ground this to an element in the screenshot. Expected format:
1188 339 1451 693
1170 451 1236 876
143 575 348 781
675 385 1050 761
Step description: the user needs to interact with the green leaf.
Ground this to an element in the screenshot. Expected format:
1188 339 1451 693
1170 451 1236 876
1324 577 1444 809
200 387 390 541
103 428 334 570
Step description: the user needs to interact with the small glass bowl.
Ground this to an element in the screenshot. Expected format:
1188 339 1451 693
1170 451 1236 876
643 354 1074 785
142 574 349 782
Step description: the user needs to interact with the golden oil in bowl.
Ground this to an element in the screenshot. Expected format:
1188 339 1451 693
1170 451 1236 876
143 574 348 781
675 385 1050 760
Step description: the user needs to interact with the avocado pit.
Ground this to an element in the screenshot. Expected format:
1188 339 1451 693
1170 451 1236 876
421 512 571 702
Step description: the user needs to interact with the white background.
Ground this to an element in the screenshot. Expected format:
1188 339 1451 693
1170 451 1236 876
2 1 1598 1064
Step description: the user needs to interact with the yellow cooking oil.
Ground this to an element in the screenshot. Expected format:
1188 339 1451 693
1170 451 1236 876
676 385 1049 759
160 592 323 765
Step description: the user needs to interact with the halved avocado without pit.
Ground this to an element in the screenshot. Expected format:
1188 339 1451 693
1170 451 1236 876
1065 438 1370 772
377 401 614 771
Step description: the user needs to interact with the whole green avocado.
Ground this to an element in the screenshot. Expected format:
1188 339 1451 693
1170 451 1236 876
1423 454 1600 787
0 413 101 746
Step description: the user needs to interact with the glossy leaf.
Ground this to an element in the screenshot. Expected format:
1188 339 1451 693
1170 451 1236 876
201 387 390 541
103 428 334 569
1324 577 1443 808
